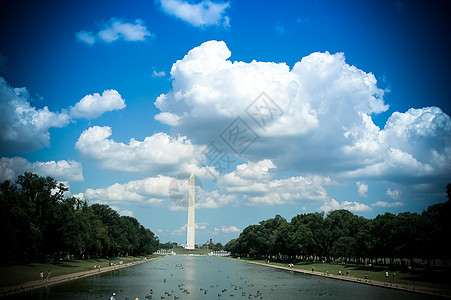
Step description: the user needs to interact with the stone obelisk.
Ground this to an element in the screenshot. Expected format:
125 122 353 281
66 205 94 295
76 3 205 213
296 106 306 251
186 172 195 249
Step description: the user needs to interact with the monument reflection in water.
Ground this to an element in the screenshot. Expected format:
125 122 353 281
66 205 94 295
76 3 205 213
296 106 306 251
5 256 438 300
185 172 195 250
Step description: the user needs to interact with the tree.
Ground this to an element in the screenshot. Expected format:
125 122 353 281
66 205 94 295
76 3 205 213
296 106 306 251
330 236 357 261
0 180 35 263
227 183 451 267
0 173 158 263
261 215 289 257
224 239 237 253
212 242 224 251
289 214 317 259
422 199 451 268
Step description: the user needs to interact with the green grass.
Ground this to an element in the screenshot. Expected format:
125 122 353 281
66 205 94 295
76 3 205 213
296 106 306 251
0 255 158 288
237 257 451 291
170 248 212 255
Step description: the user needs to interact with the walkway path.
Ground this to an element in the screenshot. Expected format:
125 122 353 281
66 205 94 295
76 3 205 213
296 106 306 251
0 257 161 298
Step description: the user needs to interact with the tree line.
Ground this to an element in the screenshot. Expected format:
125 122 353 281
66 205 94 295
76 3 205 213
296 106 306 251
0 173 159 264
225 184 451 269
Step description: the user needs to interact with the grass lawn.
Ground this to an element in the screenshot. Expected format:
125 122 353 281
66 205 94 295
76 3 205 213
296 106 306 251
171 248 212 255
0 255 158 288
238 257 451 292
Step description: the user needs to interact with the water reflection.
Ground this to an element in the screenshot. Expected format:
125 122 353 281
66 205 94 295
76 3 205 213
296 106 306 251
4 255 440 300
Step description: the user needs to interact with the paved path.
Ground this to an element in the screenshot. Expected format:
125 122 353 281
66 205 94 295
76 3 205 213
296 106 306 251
236 259 451 298
0 257 161 298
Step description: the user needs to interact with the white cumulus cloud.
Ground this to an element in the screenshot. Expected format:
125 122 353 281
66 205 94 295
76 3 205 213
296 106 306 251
152 70 166 78
371 201 404 208
0 77 70 152
76 18 152 45
75 30 96 45
386 188 400 200
215 226 240 233
320 199 371 213
0 156 83 182
84 175 172 205
154 41 388 172
0 77 128 153
154 40 451 186
158 0 230 28
356 181 368 197
200 159 331 208
70 89 126 119
77 159 332 210
172 222 208 235
75 126 205 175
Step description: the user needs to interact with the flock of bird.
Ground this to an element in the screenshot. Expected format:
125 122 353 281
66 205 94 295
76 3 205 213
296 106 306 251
138 271 269 299
86 258 331 299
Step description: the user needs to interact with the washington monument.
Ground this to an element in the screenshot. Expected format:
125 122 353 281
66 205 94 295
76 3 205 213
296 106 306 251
186 172 195 249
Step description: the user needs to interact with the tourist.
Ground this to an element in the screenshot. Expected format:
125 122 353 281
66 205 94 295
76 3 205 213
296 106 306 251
40 271 44 280
110 292 116 300
47 271 51 281
312 266 315 272
385 271 389 279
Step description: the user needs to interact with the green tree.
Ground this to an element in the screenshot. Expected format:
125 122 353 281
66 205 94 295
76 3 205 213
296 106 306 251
289 214 316 259
1 173 159 262
212 242 224 251
224 239 237 253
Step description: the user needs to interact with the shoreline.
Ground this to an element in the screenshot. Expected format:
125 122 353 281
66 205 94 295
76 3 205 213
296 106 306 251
0 256 162 298
231 258 451 298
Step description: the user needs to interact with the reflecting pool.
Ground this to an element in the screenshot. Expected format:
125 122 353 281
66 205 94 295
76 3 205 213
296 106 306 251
5 255 440 299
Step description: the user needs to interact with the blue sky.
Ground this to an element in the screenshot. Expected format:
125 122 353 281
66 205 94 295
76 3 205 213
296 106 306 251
1 0 450 245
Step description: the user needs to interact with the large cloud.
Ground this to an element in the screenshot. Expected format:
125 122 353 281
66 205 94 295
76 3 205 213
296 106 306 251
0 77 70 152
154 40 451 182
0 156 83 181
344 107 451 179
157 0 230 28
75 126 206 175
